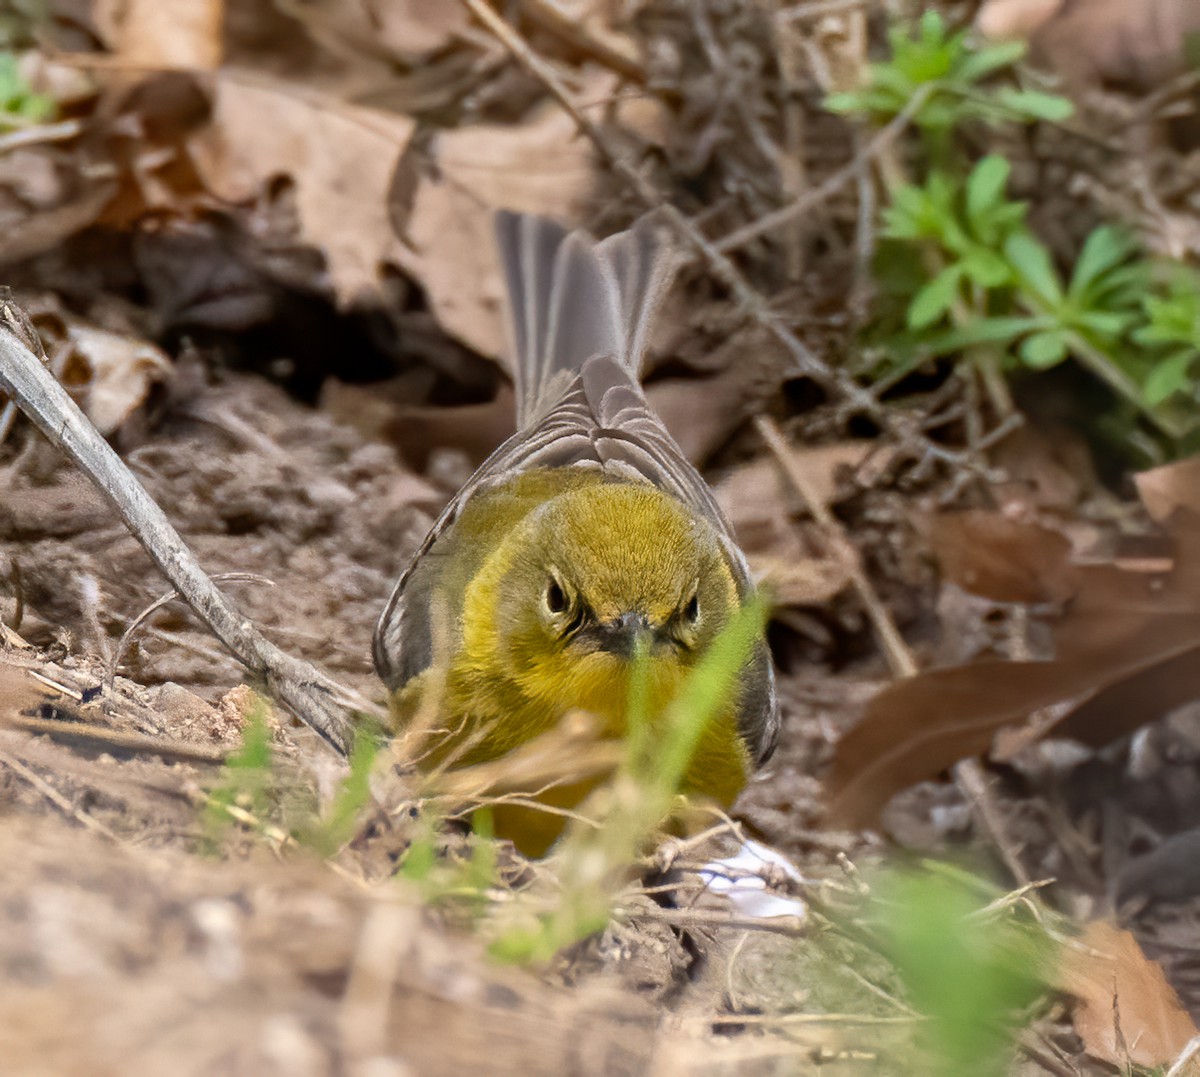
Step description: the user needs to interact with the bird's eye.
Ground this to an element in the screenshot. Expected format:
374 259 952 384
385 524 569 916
545 577 567 615
684 593 700 623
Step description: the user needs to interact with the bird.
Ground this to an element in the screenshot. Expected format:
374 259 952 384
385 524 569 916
373 211 778 854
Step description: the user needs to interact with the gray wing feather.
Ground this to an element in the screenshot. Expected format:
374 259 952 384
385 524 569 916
374 212 778 763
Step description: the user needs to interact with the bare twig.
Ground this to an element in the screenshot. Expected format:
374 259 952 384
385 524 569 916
712 84 934 256
519 0 645 84
626 904 807 939
3 712 228 765
0 747 122 841
0 294 356 756
777 0 868 22
755 414 915 679
107 572 278 691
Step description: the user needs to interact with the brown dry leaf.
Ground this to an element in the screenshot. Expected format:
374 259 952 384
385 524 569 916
716 442 883 611
992 423 1095 511
716 442 881 530
187 71 415 304
980 0 1200 88
307 0 470 57
927 510 1076 604
95 0 225 70
398 107 597 362
830 514 1200 827
751 554 852 608
61 324 171 435
977 0 1065 39
1059 921 1198 1068
1136 455 1200 523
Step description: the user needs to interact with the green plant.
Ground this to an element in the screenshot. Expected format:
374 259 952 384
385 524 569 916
869 866 1057 1077
832 14 1200 441
1136 265 1200 406
202 698 276 850
295 727 382 856
0 52 53 129
827 11 1070 160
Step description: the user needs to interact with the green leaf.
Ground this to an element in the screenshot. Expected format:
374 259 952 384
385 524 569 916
966 156 1011 223
994 87 1074 122
825 91 865 115
1144 349 1197 405
918 9 946 47
1020 330 1069 369
1069 226 1134 298
908 265 963 329
960 246 1012 288
917 316 1045 356
1075 309 1135 340
1005 232 1063 306
956 40 1027 83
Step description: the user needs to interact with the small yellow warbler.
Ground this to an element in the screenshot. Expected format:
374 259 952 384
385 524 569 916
374 212 778 852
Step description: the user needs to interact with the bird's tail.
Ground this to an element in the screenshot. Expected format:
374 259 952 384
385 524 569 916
494 211 673 428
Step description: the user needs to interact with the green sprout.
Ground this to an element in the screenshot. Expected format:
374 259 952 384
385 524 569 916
826 11 1071 147
0 52 53 129
829 12 1200 444
870 867 1057 1077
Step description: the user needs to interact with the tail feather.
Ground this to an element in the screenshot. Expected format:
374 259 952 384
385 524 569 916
495 211 672 427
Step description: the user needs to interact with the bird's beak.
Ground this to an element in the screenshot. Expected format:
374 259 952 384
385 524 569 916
591 611 653 658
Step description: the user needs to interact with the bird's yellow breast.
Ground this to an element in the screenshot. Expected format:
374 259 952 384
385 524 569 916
393 470 752 851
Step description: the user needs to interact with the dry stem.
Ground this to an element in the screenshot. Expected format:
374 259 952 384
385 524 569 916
0 293 356 757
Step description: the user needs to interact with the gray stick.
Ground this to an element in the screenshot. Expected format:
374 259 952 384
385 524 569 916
0 293 353 756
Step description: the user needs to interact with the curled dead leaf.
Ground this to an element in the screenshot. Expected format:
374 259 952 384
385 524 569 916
1058 921 1198 1068
716 441 889 613
751 554 852 608
188 71 415 304
95 0 225 71
977 0 1064 40
1136 455 1200 523
61 325 171 435
980 0 1200 89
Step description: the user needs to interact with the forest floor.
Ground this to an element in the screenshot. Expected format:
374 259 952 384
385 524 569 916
4 1 1200 1074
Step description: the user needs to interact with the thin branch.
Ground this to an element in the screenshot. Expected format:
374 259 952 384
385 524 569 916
755 414 916 679
0 748 122 842
0 293 355 756
713 84 934 257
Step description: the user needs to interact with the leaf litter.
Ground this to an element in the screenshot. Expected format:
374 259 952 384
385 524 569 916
0 0 1199 1073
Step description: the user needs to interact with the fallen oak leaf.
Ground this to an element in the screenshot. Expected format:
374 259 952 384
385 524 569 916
187 70 415 305
95 0 224 71
980 0 1200 90
830 513 1200 828
1058 921 1198 1068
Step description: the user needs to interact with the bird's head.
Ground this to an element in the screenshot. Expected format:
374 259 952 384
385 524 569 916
478 482 740 709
